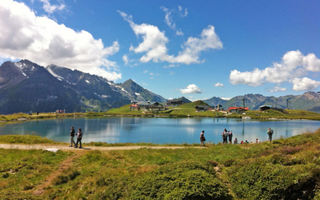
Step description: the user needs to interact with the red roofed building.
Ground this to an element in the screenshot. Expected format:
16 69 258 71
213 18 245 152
228 107 249 113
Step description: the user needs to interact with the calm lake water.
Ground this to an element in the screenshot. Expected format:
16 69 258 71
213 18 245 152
0 117 319 144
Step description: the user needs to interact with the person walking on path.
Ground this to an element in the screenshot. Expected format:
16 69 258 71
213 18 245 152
200 130 206 146
222 128 228 144
70 126 75 147
75 128 83 148
228 130 233 144
267 128 274 143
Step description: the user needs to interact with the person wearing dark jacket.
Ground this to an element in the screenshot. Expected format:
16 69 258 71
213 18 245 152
228 131 233 144
70 126 75 147
267 128 274 143
75 128 83 148
222 128 228 144
200 130 206 146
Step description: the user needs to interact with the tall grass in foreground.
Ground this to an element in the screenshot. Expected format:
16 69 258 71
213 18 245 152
1 130 320 199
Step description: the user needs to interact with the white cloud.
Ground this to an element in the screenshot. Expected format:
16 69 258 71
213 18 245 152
118 10 170 63
161 7 175 30
229 50 320 90
178 5 188 17
269 86 287 92
292 77 320 91
0 0 121 81
122 54 128 65
180 84 202 94
303 53 320 72
174 25 223 64
161 6 185 36
39 0 65 14
119 11 223 65
163 64 177 68
221 97 231 100
214 82 224 87
176 30 184 36
230 68 265 86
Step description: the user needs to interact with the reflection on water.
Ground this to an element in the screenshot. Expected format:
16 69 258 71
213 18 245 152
0 117 319 144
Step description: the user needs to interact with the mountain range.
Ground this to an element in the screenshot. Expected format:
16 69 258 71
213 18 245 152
204 92 320 112
1 59 320 114
0 60 165 114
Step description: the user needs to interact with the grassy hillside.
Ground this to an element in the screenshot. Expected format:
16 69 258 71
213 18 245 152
1 130 320 199
105 101 320 120
244 109 320 120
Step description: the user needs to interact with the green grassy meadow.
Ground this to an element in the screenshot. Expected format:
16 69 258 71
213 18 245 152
0 130 320 199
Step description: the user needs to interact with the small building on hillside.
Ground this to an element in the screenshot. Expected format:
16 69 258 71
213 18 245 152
130 102 139 111
259 105 272 111
130 102 166 111
167 97 191 106
150 102 166 111
195 105 210 112
228 107 249 114
167 99 185 106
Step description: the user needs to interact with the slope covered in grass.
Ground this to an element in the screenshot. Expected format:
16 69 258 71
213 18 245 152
1 130 320 199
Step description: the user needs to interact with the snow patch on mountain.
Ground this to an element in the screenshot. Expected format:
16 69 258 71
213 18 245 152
47 66 64 81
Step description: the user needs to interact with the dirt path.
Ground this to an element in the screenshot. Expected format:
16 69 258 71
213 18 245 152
0 143 202 152
32 152 83 195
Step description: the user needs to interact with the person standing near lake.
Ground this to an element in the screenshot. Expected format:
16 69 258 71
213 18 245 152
70 126 75 147
267 128 274 143
200 130 206 146
75 128 83 148
228 130 233 144
222 128 228 144
234 138 238 144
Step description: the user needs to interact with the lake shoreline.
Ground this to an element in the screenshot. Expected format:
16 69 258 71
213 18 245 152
2 108 320 126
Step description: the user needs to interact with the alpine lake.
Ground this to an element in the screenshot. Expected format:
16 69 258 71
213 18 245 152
1 117 320 144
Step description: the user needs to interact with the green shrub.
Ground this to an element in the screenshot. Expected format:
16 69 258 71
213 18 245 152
129 161 232 200
0 135 55 144
230 159 319 200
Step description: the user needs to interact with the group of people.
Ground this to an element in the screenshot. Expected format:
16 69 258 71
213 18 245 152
222 128 233 144
70 126 83 148
200 127 274 146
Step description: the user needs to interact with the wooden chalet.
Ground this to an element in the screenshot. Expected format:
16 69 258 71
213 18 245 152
130 102 166 111
259 105 272 111
195 105 210 112
167 99 185 106
227 107 249 113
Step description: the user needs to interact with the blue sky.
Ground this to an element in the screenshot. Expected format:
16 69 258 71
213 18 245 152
0 0 320 100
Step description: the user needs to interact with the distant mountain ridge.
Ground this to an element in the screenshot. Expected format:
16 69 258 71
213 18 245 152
1 59 320 114
0 60 166 114
204 92 320 112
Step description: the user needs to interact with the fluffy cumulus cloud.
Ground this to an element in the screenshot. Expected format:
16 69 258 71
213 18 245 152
0 0 121 81
292 77 320 91
174 25 223 64
180 84 202 94
268 86 287 93
229 50 320 91
39 0 65 14
214 82 224 87
119 11 222 65
118 10 169 63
